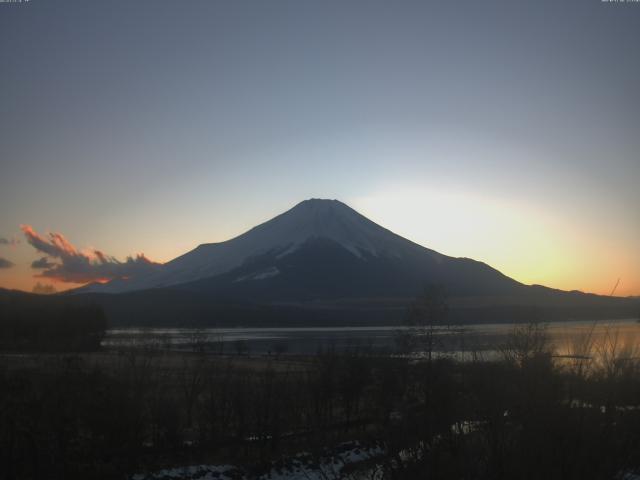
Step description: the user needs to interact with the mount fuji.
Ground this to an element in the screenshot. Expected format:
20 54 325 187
74 199 635 326
80 198 521 298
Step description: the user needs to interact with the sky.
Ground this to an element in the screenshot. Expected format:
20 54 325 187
0 0 639 296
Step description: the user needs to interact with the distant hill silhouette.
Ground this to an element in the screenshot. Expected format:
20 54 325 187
0 288 106 350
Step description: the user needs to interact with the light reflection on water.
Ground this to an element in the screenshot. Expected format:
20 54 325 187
103 319 640 358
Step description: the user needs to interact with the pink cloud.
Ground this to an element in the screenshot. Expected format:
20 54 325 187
20 224 161 284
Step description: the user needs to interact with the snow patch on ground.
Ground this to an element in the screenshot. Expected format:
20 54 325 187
131 464 243 480
130 441 384 480
257 442 383 480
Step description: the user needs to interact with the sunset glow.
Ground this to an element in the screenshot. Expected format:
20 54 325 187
0 0 638 297
353 189 640 297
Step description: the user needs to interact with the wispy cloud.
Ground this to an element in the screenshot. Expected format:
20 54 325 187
0 257 14 269
20 225 161 284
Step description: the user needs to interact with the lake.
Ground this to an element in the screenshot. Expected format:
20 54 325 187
104 318 640 359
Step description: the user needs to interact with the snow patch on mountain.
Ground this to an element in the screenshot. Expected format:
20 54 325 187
234 266 280 283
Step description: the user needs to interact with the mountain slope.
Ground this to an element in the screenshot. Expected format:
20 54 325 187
79 198 522 298
176 236 522 301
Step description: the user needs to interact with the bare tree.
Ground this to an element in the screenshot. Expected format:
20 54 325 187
500 320 551 368
400 285 449 362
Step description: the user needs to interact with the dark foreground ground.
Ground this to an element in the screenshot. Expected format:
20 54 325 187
2 323 640 480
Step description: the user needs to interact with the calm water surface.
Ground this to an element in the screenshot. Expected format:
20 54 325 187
104 319 640 357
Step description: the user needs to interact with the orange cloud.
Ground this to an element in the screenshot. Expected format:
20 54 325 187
20 224 162 284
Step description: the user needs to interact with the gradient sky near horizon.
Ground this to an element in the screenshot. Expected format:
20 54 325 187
1 0 639 296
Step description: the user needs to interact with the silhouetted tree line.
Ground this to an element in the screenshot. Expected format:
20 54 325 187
1 326 640 480
0 293 107 352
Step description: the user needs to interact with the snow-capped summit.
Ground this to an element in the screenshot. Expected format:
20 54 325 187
83 199 438 293
217 198 440 260
79 198 519 298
